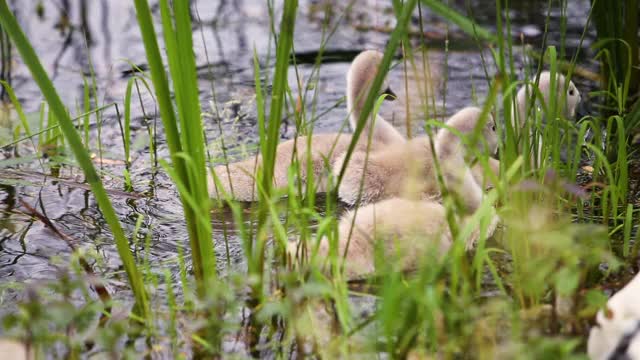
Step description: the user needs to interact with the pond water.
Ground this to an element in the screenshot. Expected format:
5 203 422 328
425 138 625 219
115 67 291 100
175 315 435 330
0 0 597 330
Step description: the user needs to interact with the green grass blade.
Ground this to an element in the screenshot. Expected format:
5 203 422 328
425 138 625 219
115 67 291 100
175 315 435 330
159 0 215 287
252 0 298 303
123 77 134 164
134 0 216 299
623 204 633 257
172 0 215 275
337 0 418 185
259 0 298 198
0 80 31 136
132 0 183 159
82 76 90 146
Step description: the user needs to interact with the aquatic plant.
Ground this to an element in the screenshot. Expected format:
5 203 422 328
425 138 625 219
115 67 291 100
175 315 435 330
590 0 639 158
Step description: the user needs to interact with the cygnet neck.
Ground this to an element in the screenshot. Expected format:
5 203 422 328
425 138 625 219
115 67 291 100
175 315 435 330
433 111 486 213
514 72 571 129
345 51 407 145
346 73 373 131
434 125 466 159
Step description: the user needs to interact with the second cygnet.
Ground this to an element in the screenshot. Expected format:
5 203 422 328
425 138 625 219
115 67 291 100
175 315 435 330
337 107 499 209
511 71 582 167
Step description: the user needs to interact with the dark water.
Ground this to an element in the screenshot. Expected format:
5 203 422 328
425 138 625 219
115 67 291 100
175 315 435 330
0 0 596 315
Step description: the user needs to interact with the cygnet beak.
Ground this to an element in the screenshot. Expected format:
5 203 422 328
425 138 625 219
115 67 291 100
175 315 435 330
382 86 397 101
575 99 589 120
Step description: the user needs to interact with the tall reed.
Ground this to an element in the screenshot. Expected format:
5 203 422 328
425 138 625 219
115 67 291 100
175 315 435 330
251 0 299 306
131 0 227 353
591 0 639 159
132 0 216 299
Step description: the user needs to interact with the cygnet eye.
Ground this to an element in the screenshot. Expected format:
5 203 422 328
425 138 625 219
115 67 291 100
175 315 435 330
569 89 575 96
492 124 496 131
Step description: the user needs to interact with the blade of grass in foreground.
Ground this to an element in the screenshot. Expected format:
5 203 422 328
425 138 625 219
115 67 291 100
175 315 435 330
0 0 150 321
337 0 418 185
0 80 31 136
159 0 215 288
253 0 298 303
133 0 216 300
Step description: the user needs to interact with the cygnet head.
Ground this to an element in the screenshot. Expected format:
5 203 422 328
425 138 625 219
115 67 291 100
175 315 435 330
347 50 396 113
515 71 581 126
445 107 499 157
538 71 581 118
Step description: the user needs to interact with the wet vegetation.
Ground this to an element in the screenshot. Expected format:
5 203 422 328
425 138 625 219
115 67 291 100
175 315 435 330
0 0 639 358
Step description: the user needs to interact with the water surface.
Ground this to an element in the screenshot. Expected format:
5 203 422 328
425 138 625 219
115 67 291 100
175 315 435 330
0 0 596 318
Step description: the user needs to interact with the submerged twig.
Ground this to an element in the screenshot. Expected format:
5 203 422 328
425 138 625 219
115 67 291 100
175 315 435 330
3 169 144 199
18 197 113 320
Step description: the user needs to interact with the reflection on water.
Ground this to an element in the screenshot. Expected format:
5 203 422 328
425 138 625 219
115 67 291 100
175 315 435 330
0 0 595 306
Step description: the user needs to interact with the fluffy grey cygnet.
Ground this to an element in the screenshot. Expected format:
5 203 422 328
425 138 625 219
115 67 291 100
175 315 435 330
511 71 582 166
209 50 405 201
337 107 499 209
